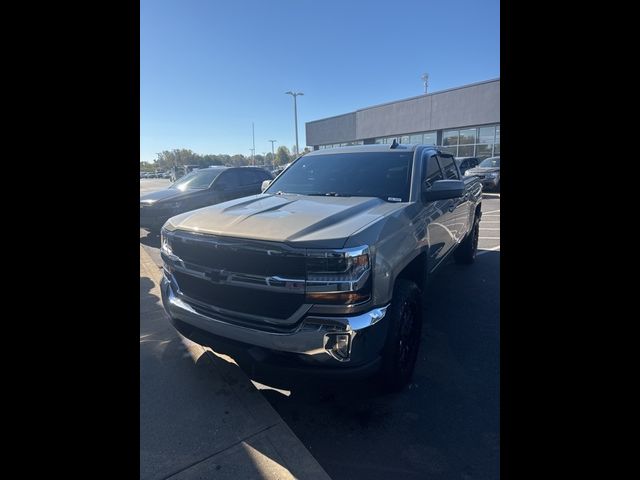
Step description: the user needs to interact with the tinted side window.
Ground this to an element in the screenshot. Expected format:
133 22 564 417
423 154 444 188
216 170 241 188
439 155 459 180
250 169 270 183
237 170 257 186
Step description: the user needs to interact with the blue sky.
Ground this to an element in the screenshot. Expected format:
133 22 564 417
140 0 500 162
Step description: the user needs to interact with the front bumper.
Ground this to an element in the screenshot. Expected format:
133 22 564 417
160 273 390 373
481 177 499 189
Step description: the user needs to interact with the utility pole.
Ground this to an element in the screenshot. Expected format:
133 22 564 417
285 91 303 156
252 122 256 165
421 73 429 94
268 139 277 165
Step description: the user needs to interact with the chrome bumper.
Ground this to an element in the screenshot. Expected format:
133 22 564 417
160 273 390 365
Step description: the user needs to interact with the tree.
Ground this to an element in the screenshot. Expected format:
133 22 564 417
275 146 291 166
230 154 248 166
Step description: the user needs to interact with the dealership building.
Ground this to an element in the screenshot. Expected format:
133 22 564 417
305 78 500 159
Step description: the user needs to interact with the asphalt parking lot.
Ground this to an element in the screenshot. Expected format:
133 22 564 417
140 179 500 480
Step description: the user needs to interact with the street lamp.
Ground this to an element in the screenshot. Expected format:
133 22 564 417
285 91 304 156
268 139 277 165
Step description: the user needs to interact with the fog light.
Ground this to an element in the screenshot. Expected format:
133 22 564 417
325 333 351 361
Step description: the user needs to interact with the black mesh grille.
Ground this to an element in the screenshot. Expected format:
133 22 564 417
170 235 306 278
172 270 304 320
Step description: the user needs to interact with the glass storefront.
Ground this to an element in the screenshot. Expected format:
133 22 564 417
319 141 364 149
318 125 499 158
439 124 500 159
443 130 459 147
375 131 437 145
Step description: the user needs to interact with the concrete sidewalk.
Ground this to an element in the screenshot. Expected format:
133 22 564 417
140 245 331 480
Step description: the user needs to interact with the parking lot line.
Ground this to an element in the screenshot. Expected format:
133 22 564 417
477 245 500 256
482 209 500 215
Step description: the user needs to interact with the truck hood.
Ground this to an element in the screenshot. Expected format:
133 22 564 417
166 193 405 248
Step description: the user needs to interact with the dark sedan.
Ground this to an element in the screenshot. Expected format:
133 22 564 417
140 166 272 231
463 156 500 191
455 156 480 176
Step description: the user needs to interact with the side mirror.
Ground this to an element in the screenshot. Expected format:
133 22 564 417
422 179 465 202
261 180 272 192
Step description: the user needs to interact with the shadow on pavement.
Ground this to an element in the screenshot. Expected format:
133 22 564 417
482 192 500 199
235 252 500 480
140 228 161 249
141 268 312 480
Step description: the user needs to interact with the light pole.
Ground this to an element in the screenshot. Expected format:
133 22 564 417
285 91 303 156
252 122 256 165
268 139 277 165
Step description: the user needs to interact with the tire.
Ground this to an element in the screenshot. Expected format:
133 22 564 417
455 213 480 265
378 279 423 393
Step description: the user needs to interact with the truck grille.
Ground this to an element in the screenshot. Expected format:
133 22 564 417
167 231 307 322
170 233 306 278
172 270 305 321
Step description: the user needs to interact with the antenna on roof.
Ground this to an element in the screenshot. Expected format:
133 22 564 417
390 139 399 149
421 72 429 93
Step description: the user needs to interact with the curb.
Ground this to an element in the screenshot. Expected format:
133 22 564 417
140 244 331 479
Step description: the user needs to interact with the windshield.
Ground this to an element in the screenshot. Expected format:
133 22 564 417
479 157 500 168
170 168 225 191
265 151 414 202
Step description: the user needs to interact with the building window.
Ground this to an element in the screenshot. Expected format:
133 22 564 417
423 132 437 145
476 144 493 159
458 145 475 157
443 130 459 147
459 128 476 145
479 126 496 144
410 134 423 143
439 146 457 156
494 126 500 155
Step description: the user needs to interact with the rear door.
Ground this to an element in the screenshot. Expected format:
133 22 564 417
438 153 471 244
420 153 456 269
237 169 262 198
213 170 242 202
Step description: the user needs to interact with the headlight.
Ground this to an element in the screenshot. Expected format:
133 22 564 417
160 229 173 256
305 246 371 305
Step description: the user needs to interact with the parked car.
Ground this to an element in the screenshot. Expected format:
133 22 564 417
463 156 500 191
140 166 273 231
455 156 480 176
162 171 172 179
159 144 482 391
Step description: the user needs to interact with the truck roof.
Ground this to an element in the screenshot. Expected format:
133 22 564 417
305 144 438 156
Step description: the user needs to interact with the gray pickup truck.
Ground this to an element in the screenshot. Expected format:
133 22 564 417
159 144 482 391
